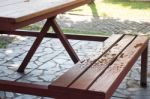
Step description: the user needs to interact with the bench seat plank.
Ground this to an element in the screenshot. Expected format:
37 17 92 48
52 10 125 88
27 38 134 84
70 35 135 89
51 34 123 88
89 35 149 99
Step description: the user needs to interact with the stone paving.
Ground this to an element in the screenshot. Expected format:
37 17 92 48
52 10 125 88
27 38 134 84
0 13 150 99
56 14 150 35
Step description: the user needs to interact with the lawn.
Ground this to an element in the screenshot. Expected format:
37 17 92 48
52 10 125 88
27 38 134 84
0 36 15 48
68 0 150 19
23 24 111 36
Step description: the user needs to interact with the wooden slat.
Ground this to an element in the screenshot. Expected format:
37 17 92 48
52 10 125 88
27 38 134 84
89 35 149 99
0 80 103 99
0 0 89 22
0 80 66 98
70 35 135 89
50 34 123 88
0 30 108 41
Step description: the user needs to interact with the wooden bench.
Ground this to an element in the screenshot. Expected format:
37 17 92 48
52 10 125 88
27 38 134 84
50 34 149 99
0 34 148 99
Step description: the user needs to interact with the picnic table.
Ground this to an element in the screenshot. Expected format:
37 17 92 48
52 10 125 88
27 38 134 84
0 0 98 72
0 0 148 99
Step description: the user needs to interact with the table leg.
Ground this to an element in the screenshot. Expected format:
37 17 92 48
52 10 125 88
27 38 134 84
17 16 79 73
17 18 53 72
50 18 79 63
140 46 148 87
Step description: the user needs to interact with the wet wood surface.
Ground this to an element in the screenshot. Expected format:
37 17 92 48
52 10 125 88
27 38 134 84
51 34 148 99
89 36 148 98
51 34 123 87
70 35 135 89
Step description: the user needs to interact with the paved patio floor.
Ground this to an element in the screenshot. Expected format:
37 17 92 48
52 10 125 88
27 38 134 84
0 35 150 99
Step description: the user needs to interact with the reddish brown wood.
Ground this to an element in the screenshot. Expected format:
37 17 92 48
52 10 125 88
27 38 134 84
89 36 149 99
17 16 83 72
0 0 90 30
141 46 148 87
70 35 135 90
0 30 108 41
50 17 79 63
49 85 105 99
0 80 103 99
50 34 123 87
17 17 53 72
0 80 49 97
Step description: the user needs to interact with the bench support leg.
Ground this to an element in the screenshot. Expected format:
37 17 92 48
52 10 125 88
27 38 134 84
140 46 148 87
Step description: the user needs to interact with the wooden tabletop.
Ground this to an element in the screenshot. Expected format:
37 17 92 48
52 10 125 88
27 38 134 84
0 0 89 23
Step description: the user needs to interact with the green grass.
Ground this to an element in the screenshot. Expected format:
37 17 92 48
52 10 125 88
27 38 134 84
104 0 150 9
22 25 42 31
0 36 14 48
22 26 112 36
62 28 112 36
68 0 150 18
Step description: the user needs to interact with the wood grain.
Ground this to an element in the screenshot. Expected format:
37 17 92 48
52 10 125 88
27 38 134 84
50 34 123 88
89 35 148 99
0 0 88 22
70 35 135 89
